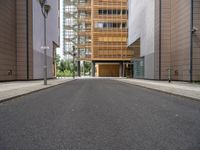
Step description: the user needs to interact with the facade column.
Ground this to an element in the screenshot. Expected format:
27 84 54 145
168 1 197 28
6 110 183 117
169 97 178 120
120 62 124 77
77 60 81 77
77 8 81 77
83 61 85 76
92 61 95 77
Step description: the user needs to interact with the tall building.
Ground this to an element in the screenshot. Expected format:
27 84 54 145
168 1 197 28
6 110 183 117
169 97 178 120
128 0 200 81
63 0 137 77
0 0 60 81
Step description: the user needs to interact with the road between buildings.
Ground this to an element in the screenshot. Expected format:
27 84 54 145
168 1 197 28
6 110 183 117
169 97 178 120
0 79 200 150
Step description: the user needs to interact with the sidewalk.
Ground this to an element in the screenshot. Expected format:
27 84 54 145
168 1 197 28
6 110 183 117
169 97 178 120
114 78 200 101
0 78 74 103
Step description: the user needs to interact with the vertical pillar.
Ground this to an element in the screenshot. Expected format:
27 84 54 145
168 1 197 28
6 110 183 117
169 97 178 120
190 0 193 82
92 61 95 77
83 61 85 76
120 62 124 77
77 7 81 77
77 60 81 77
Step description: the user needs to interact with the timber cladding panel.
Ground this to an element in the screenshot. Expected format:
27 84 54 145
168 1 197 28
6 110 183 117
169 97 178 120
92 0 132 61
0 0 16 81
77 0 134 62
96 64 120 77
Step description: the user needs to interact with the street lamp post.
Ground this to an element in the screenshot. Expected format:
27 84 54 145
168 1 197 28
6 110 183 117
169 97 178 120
38 0 51 85
66 46 77 79
65 46 77 79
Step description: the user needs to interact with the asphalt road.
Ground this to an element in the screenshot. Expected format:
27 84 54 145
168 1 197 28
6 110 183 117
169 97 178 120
0 79 200 150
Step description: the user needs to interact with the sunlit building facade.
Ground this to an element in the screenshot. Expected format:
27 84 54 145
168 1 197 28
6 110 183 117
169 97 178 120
64 0 138 77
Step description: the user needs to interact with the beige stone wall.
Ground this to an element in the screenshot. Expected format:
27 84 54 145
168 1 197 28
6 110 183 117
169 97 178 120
0 0 16 81
192 0 200 81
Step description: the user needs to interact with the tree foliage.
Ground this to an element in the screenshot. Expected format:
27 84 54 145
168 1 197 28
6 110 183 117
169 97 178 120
56 58 91 77
83 62 92 75
59 60 67 72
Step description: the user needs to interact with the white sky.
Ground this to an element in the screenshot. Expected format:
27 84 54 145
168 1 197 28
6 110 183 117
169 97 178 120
57 0 64 59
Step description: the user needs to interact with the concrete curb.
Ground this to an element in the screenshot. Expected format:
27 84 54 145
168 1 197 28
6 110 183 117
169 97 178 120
114 79 200 102
0 79 75 104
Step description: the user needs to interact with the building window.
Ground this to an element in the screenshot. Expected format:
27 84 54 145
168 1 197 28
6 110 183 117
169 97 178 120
122 10 127 15
98 10 102 15
95 22 127 29
103 10 107 15
117 10 121 15
113 10 117 14
108 10 112 14
98 9 127 15
122 23 127 28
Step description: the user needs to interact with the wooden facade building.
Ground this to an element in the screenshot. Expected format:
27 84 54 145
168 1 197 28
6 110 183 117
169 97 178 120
64 0 137 77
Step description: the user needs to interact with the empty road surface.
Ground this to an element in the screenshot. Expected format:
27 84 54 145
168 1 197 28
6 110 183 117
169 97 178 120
0 79 200 150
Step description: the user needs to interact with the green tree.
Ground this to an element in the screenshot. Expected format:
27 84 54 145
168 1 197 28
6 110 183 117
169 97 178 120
59 60 67 72
84 62 92 75
66 60 72 72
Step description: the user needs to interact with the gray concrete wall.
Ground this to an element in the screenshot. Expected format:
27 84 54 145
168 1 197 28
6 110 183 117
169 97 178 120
32 0 59 79
128 0 155 79
144 53 154 79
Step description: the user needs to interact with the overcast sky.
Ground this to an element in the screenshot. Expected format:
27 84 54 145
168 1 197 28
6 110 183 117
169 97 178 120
57 0 64 59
